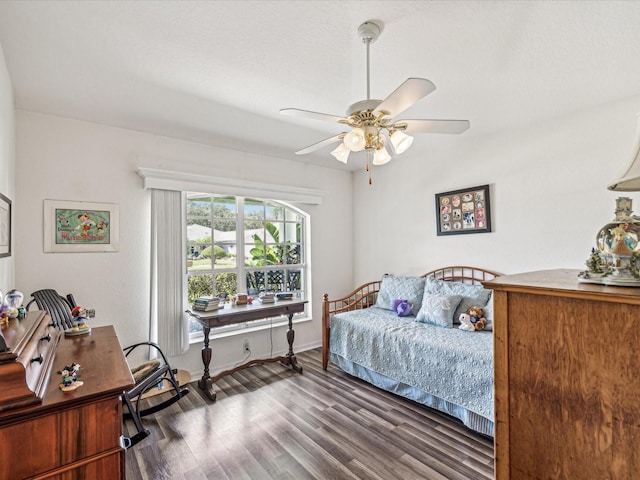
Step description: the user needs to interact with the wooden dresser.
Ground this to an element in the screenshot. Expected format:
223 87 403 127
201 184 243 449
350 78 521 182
0 311 134 480
485 269 640 480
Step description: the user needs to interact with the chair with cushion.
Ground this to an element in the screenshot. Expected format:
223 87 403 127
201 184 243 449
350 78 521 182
27 289 189 447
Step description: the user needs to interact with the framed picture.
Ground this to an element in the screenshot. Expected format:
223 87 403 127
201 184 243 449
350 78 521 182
0 193 11 258
44 200 119 252
435 184 491 236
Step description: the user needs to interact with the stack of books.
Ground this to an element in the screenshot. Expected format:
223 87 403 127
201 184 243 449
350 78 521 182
258 292 275 304
276 292 294 301
192 296 222 312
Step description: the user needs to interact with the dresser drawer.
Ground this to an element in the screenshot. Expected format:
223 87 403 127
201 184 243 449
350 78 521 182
21 317 59 396
0 311 61 411
0 397 124 479
31 449 125 480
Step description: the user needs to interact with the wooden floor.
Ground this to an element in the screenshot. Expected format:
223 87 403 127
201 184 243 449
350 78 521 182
124 348 494 480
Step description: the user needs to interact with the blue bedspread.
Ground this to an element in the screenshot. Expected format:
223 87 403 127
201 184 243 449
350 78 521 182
329 307 494 420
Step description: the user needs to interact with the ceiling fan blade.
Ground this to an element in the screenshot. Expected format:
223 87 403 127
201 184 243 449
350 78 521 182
295 134 344 155
401 119 470 134
373 78 436 118
280 108 347 124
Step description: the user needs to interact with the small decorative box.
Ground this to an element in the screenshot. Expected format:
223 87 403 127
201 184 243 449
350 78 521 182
236 293 248 305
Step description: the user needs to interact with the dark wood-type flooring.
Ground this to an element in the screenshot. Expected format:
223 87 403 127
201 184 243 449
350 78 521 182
124 348 494 479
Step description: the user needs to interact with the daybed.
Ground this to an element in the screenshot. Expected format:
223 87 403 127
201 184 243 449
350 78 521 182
322 266 500 437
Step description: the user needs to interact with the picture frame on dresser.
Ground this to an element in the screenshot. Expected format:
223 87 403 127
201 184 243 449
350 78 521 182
43 199 119 252
435 184 492 236
0 193 10 258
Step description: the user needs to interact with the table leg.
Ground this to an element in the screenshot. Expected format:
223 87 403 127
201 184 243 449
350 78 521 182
198 326 217 401
283 312 303 373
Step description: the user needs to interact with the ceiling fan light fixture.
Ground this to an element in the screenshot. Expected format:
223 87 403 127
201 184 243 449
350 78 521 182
344 127 366 152
390 130 414 154
330 142 351 164
280 20 469 184
372 144 391 165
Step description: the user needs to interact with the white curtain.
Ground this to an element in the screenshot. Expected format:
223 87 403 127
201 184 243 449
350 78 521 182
150 189 189 357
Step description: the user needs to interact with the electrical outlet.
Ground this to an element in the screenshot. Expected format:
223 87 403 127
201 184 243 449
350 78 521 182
85 308 96 318
242 339 250 353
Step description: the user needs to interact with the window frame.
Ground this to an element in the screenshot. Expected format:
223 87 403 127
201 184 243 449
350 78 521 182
186 193 309 342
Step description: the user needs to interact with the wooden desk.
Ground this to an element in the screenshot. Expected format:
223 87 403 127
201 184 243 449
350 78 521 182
188 299 306 401
0 321 134 479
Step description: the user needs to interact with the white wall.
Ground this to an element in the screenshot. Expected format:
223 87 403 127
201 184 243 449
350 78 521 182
352 95 640 283
14 111 353 377
13 79 640 380
0 45 14 294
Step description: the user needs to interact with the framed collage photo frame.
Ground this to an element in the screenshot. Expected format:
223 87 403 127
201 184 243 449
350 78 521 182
44 199 119 252
435 184 492 236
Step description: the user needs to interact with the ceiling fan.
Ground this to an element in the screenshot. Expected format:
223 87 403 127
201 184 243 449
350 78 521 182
281 21 470 183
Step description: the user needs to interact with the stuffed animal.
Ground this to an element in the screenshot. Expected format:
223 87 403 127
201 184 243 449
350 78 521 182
458 313 475 331
391 298 414 317
458 306 487 331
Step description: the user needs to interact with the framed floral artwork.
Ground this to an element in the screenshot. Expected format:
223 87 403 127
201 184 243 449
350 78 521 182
435 185 491 236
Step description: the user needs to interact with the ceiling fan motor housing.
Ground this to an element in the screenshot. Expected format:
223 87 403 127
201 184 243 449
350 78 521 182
347 99 383 117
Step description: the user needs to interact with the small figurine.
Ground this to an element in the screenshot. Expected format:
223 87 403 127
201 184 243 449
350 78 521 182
70 306 90 332
71 305 87 318
58 363 83 391
0 303 10 325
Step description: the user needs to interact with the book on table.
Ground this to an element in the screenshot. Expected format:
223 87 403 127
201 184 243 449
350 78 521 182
192 296 221 311
258 292 275 304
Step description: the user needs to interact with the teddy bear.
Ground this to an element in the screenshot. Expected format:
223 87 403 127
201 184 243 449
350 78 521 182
458 305 487 331
391 298 413 317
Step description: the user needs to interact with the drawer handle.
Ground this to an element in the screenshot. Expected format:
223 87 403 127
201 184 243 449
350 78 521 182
31 354 44 364
40 333 52 343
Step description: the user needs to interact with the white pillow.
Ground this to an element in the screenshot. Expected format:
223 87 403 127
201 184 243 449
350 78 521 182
416 293 462 328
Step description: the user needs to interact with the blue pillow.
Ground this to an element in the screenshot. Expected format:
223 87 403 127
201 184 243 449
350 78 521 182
416 293 462 328
424 276 492 322
374 276 425 312
482 294 493 331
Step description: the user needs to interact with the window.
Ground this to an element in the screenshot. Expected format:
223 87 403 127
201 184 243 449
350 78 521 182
186 194 306 336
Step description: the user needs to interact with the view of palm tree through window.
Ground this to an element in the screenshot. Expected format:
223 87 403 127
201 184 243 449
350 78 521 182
186 194 305 334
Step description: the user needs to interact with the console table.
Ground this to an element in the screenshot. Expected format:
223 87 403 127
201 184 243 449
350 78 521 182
187 299 306 401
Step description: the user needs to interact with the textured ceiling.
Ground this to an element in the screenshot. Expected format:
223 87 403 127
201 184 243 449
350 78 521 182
1 1 640 171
